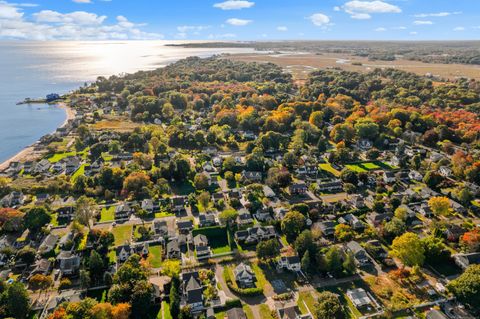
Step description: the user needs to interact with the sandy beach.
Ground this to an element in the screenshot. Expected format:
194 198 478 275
0 102 76 172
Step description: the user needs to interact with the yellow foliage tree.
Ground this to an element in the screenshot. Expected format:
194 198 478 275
428 196 451 216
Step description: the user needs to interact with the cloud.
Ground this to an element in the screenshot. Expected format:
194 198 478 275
277 26 287 31
374 27 386 32
213 0 254 10
177 25 210 33
226 18 251 26
410 31 417 35
414 11 461 18
413 20 433 25
453 26 465 31
392 26 406 30
0 1 162 40
308 13 330 27
340 1 401 19
34 10 107 25
72 0 92 3
207 33 236 39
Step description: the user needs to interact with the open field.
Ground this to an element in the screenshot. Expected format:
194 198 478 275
226 52 480 81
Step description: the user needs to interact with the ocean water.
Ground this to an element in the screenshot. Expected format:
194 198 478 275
0 41 253 163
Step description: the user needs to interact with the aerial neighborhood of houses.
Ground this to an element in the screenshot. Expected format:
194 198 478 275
0 57 479 319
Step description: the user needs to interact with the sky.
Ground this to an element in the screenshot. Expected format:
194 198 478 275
0 0 479 41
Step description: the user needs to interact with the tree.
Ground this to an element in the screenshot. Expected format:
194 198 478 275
355 120 379 140
111 303 131 319
17 246 36 264
256 239 280 260
218 209 238 226
0 208 24 232
24 206 51 233
428 196 451 216
460 230 480 253
447 264 480 306
334 224 354 242
5 282 30 319
170 276 180 319
383 218 406 239
194 173 209 190
309 111 324 128
123 172 152 199
160 260 181 278
294 230 315 258
197 191 211 210
314 291 345 319
390 232 425 267
28 274 52 291
421 236 450 262
301 250 313 274
281 211 306 242
343 252 356 275
130 280 154 319
325 246 343 275
75 196 98 230
89 250 104 284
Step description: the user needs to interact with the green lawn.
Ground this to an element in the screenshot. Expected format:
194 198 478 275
108 250 116 263
112 224 133 246
192 226 231 255
259 305 274 319
155 211 174 218
71 164 87 181
161 301 172 319
148 245 163 268
362 162 381 170
48 151 76 163
319 163 341 177
346 164 367 173
100 206 115 222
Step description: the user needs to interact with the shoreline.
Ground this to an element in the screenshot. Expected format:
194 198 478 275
0 102 76 172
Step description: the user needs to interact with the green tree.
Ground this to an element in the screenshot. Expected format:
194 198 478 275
447 264 480 306
89 250 104 283
75 196 98 230
314 291 345 319
5 282 30 319
281 211 306 242
256 239 280 260
390 232 425 267
194 173 209 190
24 206 51 233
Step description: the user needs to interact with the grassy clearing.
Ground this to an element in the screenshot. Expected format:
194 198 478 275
319 163 341 177
48 151 76 163
148 245 163 268
297 291 317 315
346 164 367 173
161 301 172 319
71 164 86 181
192 226 231 254
100 206 115 222
112 224 133 246
155 211 174 218
259 304 274 319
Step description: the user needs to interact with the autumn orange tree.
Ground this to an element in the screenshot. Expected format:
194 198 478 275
460 229 480 253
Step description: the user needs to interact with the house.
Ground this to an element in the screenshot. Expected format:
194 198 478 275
36 193 50 204
56 206 75 221
339 214 364 231
199 213 217 227
65 157 81 175
194 234 211 259
367 212 393 227
277 305 312 319
115 203 133 219
166 239 181 259
425 310 449 319
181 271 204 313
278 255 301 272
408 170 423 181
254 208 272 222
212 192 225 204
39 234 59 254
346 288 372 309
153 220 171 238
236 210 254 226
316 221 336 236
228 189 242 201
290 183 308 195
172 196 187 212
345 241 370 266
415 203 433 218
438 166 452 178
233 263 256 288
317 178 343 192
383 171 396 184
226 308 247 319
235 225 276 244
23 161 35 174
116 245 133 263
1 191 24 207
34 159 51 175
349 195 365 209
274 207 288 220
262 185 276 198
31 259 53 277
444 224 466 242
57 251 81 276
177 220 194 234
241 170 262 182
453 252 480 270
141 199 158 212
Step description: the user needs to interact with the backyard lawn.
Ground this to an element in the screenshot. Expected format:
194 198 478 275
48 151 76 163
100 206 115 222
192 226 232 254
319 163 341 177
71 164 87 181
148 245 163 268
112 224 133 246
161 301 172 319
